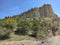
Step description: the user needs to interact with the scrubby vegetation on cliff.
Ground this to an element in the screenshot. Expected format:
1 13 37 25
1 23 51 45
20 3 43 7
0 17 58 41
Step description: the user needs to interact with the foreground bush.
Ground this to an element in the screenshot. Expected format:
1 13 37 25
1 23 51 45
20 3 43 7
0 27 11 40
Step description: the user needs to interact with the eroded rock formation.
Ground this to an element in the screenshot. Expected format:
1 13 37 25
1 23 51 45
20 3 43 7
14 4 58 18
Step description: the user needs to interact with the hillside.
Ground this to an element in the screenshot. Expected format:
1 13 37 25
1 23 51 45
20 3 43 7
0 4 60 45
12 4 58 18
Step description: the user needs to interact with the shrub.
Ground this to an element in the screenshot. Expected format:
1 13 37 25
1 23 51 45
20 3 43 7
0 27 11 40
15 27 28 35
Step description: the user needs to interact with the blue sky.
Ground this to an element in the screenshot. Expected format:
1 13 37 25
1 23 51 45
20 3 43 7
0 0 60 18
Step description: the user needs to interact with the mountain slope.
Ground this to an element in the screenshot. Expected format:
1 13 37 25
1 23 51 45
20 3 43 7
13 4 58 19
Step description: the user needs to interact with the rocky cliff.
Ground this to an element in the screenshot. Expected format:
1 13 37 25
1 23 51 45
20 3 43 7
14 4 58 18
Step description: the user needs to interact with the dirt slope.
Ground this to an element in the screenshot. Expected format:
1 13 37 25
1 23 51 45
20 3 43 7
0 35 60 45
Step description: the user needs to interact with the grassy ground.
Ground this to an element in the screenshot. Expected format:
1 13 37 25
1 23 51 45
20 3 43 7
0 33 37 45
0 33 36 42
8 35 36 41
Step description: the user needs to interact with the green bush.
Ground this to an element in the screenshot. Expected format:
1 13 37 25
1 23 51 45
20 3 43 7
0 27 11 40
15 27 28 35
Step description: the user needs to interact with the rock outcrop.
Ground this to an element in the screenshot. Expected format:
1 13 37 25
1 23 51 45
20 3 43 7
14 4 58 18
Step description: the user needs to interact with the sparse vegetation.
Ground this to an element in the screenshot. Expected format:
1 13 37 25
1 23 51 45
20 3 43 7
0 17 58 41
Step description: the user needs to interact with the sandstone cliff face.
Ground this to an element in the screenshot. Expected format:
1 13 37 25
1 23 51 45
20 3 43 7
18 4 57 18
40 4 54 17
14 4 58 18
